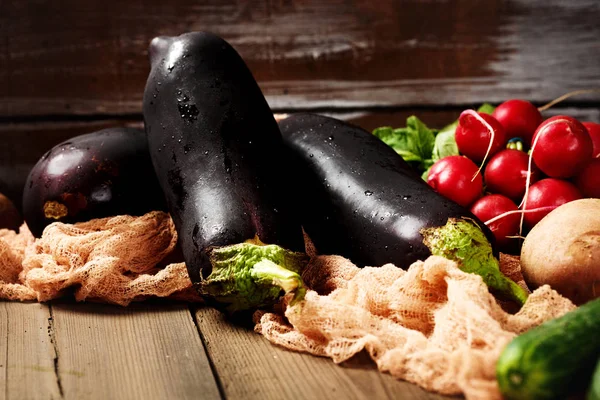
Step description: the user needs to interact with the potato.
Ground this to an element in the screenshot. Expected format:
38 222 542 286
521 198 600 305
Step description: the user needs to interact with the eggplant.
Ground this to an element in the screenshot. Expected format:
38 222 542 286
22 127 167 237
143 32 305 313
279 114 529 302
278 113 488 267
279 113 529 304
0 192 21 231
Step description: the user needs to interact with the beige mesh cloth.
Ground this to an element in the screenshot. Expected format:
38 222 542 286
0 211 200 305
0 211 576 398
254 251 576 399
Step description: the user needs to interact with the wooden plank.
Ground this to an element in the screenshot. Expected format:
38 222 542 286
0 302 62 400
51 301 221 400
0 0 599 116
194 307 447 400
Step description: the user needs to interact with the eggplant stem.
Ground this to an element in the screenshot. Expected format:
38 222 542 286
251 259 306 305
422 218 528 306
201 242 308 313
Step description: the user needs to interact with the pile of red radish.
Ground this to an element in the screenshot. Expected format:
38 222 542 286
426 99 600 252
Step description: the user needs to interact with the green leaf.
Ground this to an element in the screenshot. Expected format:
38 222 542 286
373 103 495 181
477 103 496 114
372 117 436 171
432 128 459 162
406 116 436 161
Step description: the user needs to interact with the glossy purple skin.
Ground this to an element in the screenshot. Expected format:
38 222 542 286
279 113 496 268
23 128 167 237
143 32 303 283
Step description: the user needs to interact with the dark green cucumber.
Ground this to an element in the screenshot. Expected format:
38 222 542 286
497 297 600 400
588 357 600 400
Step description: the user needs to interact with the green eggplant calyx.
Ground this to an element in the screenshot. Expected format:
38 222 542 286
421 218 529 306
200 242 309 313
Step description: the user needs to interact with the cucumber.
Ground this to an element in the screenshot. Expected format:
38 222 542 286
496 297 600 400
588 357 600 400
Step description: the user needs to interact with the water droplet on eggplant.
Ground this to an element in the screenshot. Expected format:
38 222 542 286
178 103 199 123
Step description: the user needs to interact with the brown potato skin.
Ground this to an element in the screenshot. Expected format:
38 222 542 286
520 198 600 305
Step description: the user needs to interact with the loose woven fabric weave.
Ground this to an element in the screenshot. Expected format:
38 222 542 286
254 244 576 399
0 211 199 305
0 212 575 398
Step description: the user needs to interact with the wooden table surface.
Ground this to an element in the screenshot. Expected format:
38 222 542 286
0 300 449 400
1 1 600 399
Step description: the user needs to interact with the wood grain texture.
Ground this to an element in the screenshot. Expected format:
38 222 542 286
0 0 599 117
194 307 448 400
0 302 62 400
50 302 221 400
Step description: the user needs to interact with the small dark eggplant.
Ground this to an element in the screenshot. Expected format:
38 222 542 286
143 32 306 313
23 127 167 237
279 114 528 305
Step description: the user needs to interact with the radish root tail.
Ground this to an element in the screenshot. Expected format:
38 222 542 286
538 89 600 112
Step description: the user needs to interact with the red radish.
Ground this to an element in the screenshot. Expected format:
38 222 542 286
455 111 507 164
521 178 582 229
530 116 593 178
427 155 482 207
575 158 600 198
492 99 543 144
470 194 520 248
484 149 541 202
582 122 600 157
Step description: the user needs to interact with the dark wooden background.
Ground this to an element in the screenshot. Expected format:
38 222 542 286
1 0 600 212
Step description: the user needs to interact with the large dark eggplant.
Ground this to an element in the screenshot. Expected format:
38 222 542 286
23 127 167 237
143 32 306 313
279 113 529 305
279 113 496 267
279 113 530 304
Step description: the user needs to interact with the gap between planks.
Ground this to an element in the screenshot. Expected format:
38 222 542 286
48 301 221 400
0 302 61 400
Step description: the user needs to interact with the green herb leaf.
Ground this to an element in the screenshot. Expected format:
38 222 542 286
373 116 436 171
478 103 496 115
432 128 459 162
373 103 496 180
